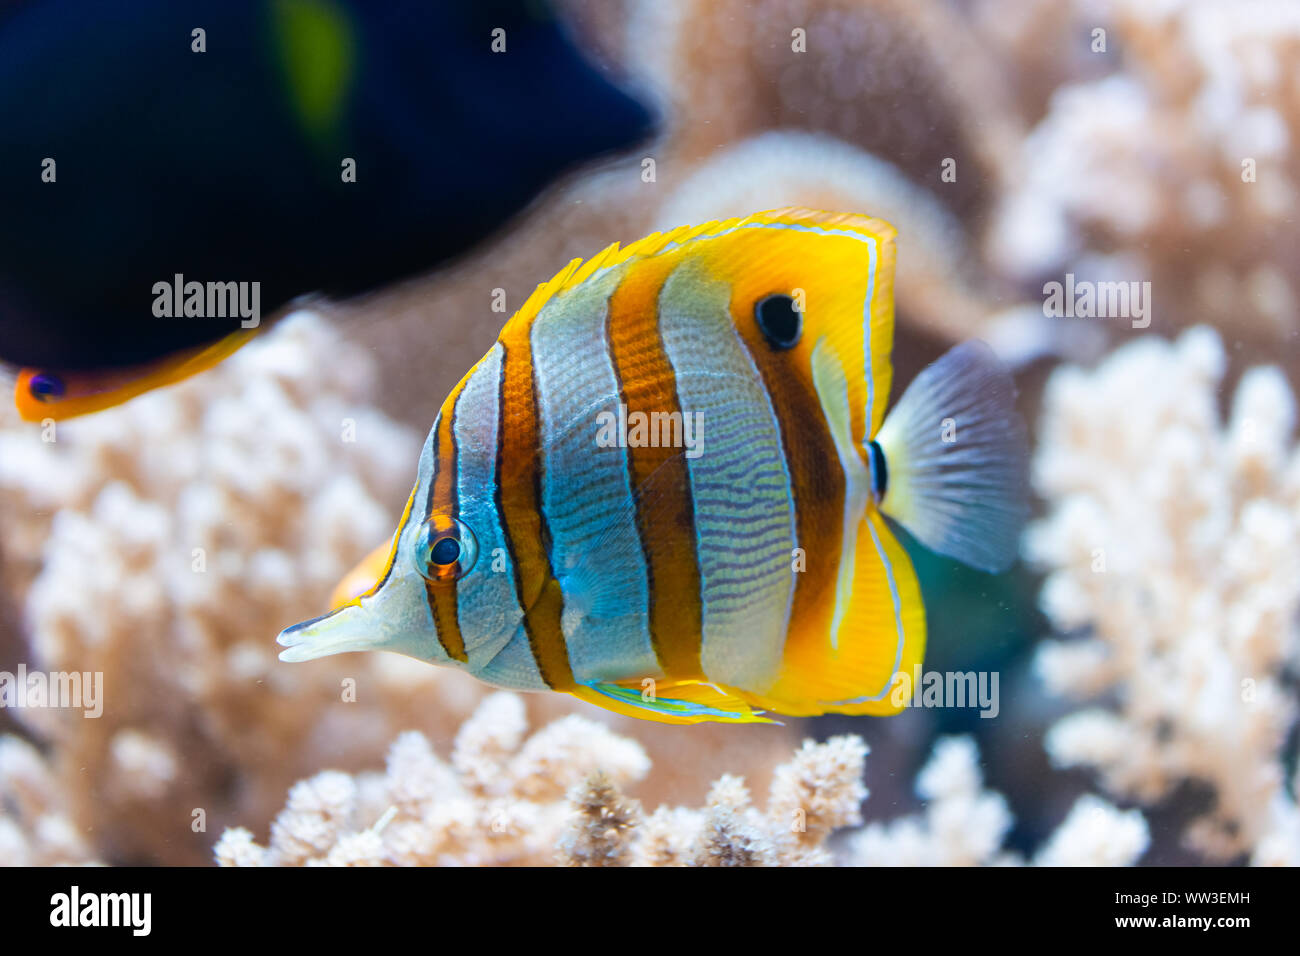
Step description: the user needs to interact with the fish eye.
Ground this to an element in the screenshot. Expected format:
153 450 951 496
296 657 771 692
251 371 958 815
430 536 460 564
414 513 479 582
29 372 66 402
754 294 802 349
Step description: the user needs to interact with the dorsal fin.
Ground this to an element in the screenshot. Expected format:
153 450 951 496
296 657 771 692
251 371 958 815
499 208 895 341
501 223 702 338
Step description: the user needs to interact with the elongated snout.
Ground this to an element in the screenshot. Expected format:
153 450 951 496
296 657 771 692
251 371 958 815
277 601 388 662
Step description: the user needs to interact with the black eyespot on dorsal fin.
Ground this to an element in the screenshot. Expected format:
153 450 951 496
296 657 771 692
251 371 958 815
754 294 801 350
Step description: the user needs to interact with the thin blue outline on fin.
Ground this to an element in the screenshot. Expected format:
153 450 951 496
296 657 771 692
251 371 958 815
583 681 780 724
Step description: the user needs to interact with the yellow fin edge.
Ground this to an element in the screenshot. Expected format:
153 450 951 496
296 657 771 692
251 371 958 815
501 208 897 344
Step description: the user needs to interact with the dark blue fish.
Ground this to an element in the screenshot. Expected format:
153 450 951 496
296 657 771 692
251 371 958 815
0 0 653 417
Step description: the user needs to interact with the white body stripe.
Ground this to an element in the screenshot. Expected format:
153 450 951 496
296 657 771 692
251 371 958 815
658 263 796 693
530 272 661 682
810 339 872 651
451 344 547 689
862 235 879 430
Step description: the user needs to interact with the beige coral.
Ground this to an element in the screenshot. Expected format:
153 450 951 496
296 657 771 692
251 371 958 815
557 771 642 866
986 0 1300 347
0 735 99 866
847 735 1017 867
1033 794 1151 867
216 692 654 867
1026 326 1300 862
846 735 1149 867
216 692 869 867
231 711 1161 867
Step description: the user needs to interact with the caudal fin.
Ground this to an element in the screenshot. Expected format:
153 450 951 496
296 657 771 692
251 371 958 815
873 340 1028 573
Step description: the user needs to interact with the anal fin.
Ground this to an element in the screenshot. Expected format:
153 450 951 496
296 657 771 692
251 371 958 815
569 680 777 725
754 509 926 717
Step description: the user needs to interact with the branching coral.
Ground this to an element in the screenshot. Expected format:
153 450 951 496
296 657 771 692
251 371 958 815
558 771 642 866
848 736 1017 867
0 735 99 866
846 736 1148 867
230 707 1155 868
1025 326 1300 863
1033 794 1152 868
216 692 869 867
986 0 1300 346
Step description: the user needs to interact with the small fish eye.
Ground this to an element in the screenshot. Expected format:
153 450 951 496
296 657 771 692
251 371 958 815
754 294 801 350
414 513 479 582
29 372 66 401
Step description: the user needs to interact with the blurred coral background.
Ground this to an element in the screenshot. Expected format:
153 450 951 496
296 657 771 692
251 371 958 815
2 0 1298 865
